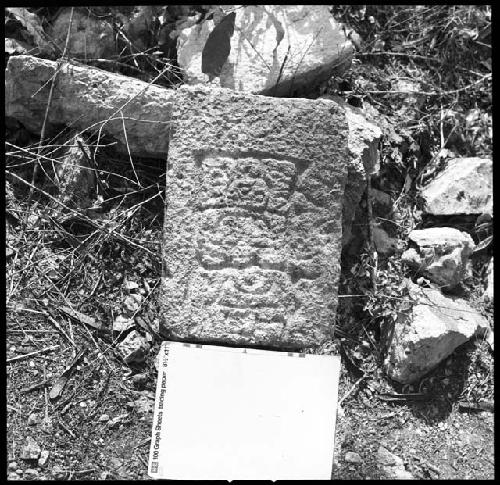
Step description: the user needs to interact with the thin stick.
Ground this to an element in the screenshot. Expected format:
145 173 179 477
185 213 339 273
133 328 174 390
7 345 60 364
43 311 78 349
25 7 75 223
58 420 76 438
8 171 159 258
339 375 366 405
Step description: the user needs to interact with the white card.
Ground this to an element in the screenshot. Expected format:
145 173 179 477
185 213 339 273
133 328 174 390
148 341 341 480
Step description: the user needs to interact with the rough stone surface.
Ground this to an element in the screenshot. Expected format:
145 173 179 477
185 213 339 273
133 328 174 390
402 227 475 289
117 331 150 365
177 5 353 96
5 55 176 158
20 437 41 461
483 257 493 302
321 95 381 247
38 450 50 468
420 158 492 216
48 8 116 59
385 282 490 384
55 134 96 209
161 85 349 348
345 451 362 464
376 446 414 479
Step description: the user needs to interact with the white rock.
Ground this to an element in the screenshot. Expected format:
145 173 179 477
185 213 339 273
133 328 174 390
376 446 413 479
385 282 490 384
345 451 363 464
177 5 353 96
402 227 475 288
117 330 150 365
113 315 135 333
20 437 41 461
38 450 49 467
420 158 492 215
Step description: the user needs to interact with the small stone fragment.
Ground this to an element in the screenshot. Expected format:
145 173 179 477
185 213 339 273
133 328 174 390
8 461 17 471
402 227 475 289
376 446 413 479
345 451 362 464
117 330 150 365
123 294 142 313
24 468 39 478
38 450 49 467
20 437 41 461
113 314 134 333
98 414 110 422
27 413 39 426
131 373 149 390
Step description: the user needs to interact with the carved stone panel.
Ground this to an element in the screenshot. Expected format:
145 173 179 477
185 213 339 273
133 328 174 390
161 85 349 348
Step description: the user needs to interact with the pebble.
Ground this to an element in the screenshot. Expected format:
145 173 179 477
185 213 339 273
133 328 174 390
29 361 35 368
345 451 363 464
27 413 39 426
99 414 110 422
38 450 50 467
16 469 23 474
8 473 20 480
8 461 17 470
132 373 148 389
24 468 38 478
21 437 41 460
79 401 87 408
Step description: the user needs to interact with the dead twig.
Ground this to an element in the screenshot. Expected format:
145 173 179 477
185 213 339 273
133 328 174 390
7 345 60 364
339 375 366 405
25 7 75 223
58 419 76 438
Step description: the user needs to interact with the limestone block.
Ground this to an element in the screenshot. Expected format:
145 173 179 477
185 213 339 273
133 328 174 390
177 5 353 96
5 55 176 158
420 158 492 215
161 85 349 348
49 8 116 59
385 282 490 384
402 227 475 289
320 95 381 247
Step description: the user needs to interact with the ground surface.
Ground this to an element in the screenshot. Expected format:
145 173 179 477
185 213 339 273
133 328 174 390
6 300 494 479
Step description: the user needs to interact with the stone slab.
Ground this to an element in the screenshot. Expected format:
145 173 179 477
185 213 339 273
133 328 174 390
161 85 349 348
177 5 353 96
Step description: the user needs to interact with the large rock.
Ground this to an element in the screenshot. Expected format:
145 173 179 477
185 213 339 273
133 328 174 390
49 8 117 59
160 85 349 348
402 227 475 289
5 55 176 158
385 282 490 384
321 95 381 247
420 158 492 216
177 5 353 96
